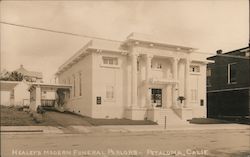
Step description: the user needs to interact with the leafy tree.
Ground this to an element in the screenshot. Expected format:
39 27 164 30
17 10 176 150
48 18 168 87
0 71 23 81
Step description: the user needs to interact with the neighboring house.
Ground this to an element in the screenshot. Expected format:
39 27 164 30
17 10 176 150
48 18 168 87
0 65 43 106
207 47 250 117
55 33 209 124
15 65 43 83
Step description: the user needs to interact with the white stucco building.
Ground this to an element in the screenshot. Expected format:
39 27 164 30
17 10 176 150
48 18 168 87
56 33 209 124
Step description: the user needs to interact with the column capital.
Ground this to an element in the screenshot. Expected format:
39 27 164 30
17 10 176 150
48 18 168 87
129 53 140 57
146 54 154 59
170 57 180 63
185 58 191 64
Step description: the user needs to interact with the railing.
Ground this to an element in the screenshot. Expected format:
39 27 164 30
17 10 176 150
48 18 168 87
41 100 55 107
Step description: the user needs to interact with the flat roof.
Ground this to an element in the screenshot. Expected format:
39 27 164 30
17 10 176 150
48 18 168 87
0 81 20 91
28 83 72 91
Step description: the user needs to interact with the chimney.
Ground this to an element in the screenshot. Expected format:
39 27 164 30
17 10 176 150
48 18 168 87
216 49 223 54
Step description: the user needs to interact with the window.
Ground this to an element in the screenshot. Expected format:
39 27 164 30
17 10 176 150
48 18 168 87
152 61 162 69
156 63 162 69
191 89 198 102
207 68 212 87
102 57 118 65
190 65 200 73
73 75 76 97
137 60 140 71
228 63 237 84
246 52 250 57
106 85 114 100
79 72 82 96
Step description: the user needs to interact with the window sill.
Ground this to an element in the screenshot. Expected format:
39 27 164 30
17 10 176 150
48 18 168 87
228 82 237 85
152 68 163 71
104 98 116 102
71 96 82 100
100 64 120 69
190 72 200 75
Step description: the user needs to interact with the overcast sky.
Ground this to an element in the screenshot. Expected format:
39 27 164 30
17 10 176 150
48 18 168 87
1 0 249 82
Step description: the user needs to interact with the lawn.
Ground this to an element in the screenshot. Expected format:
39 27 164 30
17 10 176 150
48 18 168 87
0 106 157 126
0 105 36 126
189 117 250 125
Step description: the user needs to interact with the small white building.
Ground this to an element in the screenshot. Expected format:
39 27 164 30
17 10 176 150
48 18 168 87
0 65 43 106
55 33 209 124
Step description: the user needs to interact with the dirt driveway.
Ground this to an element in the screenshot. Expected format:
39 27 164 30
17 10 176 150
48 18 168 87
43 111 92 127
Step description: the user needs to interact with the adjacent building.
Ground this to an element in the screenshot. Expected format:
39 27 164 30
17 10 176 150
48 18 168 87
55 33 209 124
0 65 43 106
207 47 250 117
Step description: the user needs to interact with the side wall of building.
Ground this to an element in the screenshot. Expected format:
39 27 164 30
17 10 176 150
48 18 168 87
58 54 93 117
91 52 128 118
190 63 207 118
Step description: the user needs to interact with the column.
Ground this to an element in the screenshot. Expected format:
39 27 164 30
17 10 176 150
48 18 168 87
35 85 41 110
166 84 172 108
184 59 190 108
172 57 179 108
145 54 153 82
145 54 153 108
131 53 139 108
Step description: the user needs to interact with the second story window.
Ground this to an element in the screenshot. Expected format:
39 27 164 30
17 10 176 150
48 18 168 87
228 63 237 84
156 63 162 69
207 68 212 87
102 57 118 65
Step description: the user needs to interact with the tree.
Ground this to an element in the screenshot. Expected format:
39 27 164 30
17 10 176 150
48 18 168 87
0 71 23 81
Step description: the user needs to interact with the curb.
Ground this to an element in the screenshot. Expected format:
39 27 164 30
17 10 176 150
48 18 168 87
0 130 43 133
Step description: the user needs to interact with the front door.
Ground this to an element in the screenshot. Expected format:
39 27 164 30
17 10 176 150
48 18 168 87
151 88 162 107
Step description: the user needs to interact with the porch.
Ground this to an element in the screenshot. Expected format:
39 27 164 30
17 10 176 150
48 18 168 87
28 83 72 112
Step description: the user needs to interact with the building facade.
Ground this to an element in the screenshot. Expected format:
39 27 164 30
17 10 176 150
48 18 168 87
56 33 209 123
207 47 250 117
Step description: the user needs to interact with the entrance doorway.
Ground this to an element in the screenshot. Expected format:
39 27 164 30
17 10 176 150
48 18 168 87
151 88 162 107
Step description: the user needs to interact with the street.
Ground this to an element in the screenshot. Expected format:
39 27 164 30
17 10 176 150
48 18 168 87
1 129 250 157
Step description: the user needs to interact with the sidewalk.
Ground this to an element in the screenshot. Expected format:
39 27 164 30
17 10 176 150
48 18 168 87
1 123 249 134
73 123 250 133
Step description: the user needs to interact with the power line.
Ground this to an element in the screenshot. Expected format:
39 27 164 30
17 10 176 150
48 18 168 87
0 21 122 43
1 21 249 59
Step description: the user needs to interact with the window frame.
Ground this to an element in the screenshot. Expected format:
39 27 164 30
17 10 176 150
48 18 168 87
101 56 120 68
227 62 237 84
105 85 115 101
190 65 200 73
79 72 82 97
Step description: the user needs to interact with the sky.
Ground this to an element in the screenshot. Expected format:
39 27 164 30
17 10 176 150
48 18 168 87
0 0 249 82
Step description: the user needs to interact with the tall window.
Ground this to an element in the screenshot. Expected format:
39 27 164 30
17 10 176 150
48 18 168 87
137 60 140 71
228 63 237 84
73 75 76 97
191 89 198 102
106 85 114 100
207 68 212 87
79 72 82 96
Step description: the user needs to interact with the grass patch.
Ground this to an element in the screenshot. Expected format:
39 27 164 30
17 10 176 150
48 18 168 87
64 111 157 126
0 105 36 126
1 106 157 126
85 118 157 126
189 118 232 124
